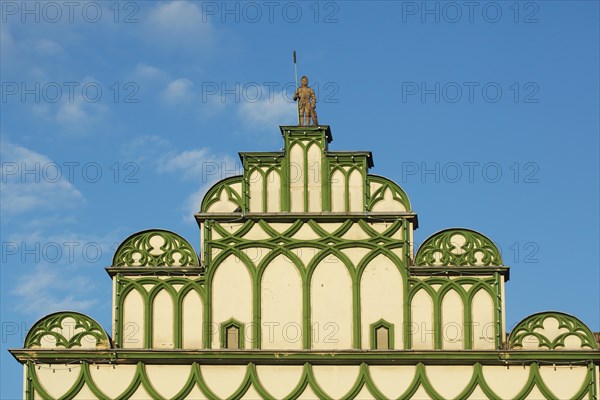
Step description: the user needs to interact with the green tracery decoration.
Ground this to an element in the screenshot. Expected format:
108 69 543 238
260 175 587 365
25 361 596 400
367 175 412 212
414 228 502 267
200 176 243 212
509 312 597 350
113 229 199 267
24 312 110 349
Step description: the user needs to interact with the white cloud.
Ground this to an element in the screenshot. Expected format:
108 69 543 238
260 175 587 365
35 39 64 55
157 147 241 182
121 135 171 164
121 136 241 215
162 78 195 105
237 91 297 128
163 150 241 216
0 139 84 218
6 229 123 315
11 263 97 315
54 90 108 134
145 1 214 48
133 63 169 81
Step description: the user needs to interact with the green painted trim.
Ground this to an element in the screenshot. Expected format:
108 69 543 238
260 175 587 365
24 311 110 350
13 349 600 364
415 228 503 267
106 267 204 278
195 212 418 222
115 276 206 349
407 276 500 350
495 272 503 349
369 319 395 350
409 266 510 280
366 174 412 212
402 218 412 350
22 360 597 400
202 218 408 351
113 229 200 267
509 311 598 350
200 175 244 213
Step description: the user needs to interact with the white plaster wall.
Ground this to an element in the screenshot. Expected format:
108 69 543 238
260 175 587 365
248 169 263 212
369 366 417 399
297 386 319 399
310 256 353 349
471 289 495 350
341 223 370 240
255 366 303 399
425 366 473 399
145 365 192 398
441 290 464 350
261 255 303 349
481 365 530 398
319 222 343 234
331 169 345 212
312 366 360 399
341 247 371 266
371 186 406 212
89 364 137 398
266 170 281 212
244 222 271 240
200 365 247 399
212 255 253 349
122 289 144 349
206 188 239 213
182 289 203 349
241 246 270 268
306 143 322 212
411 289 434 349
72 384 96 399
289 144 304 212
29 363 594 399
291 223 320 241
289 246 319 267
538 365 588 399
35 366 80 398
360 254 403 349
152 289 174 349
348 169 363 212
128 386 152 399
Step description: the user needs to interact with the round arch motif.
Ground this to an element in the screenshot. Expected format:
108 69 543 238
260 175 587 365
24 311 110 349
414 228 502 267
509 311 597 350
113 229 199 267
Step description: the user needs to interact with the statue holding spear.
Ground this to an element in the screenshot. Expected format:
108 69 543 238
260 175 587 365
293 51 319 126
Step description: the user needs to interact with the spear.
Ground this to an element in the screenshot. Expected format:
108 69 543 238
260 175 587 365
293 50 300 125
293 50 298 88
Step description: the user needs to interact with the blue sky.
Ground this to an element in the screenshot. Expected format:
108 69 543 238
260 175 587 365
1 1 598 397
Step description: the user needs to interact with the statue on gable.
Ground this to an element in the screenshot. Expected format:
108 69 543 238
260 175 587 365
294 75 319 127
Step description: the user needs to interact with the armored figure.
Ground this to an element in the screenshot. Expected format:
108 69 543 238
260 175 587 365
293 76 319 126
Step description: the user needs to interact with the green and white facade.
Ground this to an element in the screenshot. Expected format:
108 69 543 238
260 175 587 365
10 126 600 399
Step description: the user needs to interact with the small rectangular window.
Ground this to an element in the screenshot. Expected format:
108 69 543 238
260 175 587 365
226 326 240 349
375 326 390 350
